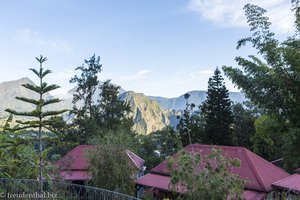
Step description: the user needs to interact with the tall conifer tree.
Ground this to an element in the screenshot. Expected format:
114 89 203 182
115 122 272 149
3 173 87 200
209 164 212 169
5 55 67 192
201 68 233 145
69 55 102 143
98 80 133 134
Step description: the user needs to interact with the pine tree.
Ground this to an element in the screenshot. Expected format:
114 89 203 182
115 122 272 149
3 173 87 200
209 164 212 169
98 80 133 134
201 68 233 145
69 55 102 143
5 55 67 192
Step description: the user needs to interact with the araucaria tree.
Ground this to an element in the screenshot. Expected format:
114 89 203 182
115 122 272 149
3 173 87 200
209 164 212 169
223 2 300 170
201 68 233 145
5 55 67 191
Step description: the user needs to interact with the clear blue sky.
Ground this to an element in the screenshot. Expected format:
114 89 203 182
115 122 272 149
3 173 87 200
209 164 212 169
0 0 294 97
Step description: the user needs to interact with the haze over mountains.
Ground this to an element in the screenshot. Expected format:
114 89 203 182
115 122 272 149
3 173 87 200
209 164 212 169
0 78 246 134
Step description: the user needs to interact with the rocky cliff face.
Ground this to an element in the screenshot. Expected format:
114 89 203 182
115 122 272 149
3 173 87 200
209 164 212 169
0 78 246 135
0 78 170 134
0 78 53 116
120 91 170 135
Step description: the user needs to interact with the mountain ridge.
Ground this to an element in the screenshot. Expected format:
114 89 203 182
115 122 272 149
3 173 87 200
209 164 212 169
0 77 246 134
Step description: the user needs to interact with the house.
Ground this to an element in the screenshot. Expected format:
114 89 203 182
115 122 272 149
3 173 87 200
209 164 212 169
54 145 145 184
135 144 290 200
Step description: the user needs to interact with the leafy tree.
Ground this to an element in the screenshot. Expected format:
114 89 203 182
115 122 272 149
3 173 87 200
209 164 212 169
69 54 102 144
222 2 300 170
232 103 256 149
87 130 139 196
200 68 233 145
137 134 162 171
97 80 133 134
0 129 38 178
168 148 244 200
70 56 134 143
251 115 285 161
4 55 67 191
138 127 182 170
177 93 203 146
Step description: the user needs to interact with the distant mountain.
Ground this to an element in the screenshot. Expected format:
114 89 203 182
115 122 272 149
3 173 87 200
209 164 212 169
149 90 246 111
0 78 54 116
0 78 246 135
0 78 169 134
120 91 170 135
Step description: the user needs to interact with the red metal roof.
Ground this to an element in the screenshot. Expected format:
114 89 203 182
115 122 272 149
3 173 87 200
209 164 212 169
136 173 266 200
149 144 289 192
60 171 92 181
54 145 144 181
272 174 300 193
135 173 188 193
125 149 145 169
54 145 95 170
135 173 173 192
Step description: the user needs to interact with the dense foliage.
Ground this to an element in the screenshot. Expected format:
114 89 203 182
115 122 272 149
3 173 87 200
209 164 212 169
69 55 103 144
69 55 134 144
168 148 244 200
138 126 182 170
223 2 300 170
232 103 256 149
88 130 138 196
97 80 133 134
200 68 233 145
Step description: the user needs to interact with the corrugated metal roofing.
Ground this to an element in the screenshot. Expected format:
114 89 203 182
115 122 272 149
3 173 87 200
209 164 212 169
149 144 289 192
135 173 266 200
272 174 300 193
54 145 144 181
125 149 145 169
54 145 95 170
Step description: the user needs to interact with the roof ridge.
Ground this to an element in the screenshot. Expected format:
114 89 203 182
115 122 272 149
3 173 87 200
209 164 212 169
244 148 268 192
126 149 145 162
272 173 297 185
186 143 246 150
246 149 290 176
125 150 139 169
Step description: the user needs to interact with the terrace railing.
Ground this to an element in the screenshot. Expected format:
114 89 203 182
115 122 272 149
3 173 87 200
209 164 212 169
0 178 140 200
